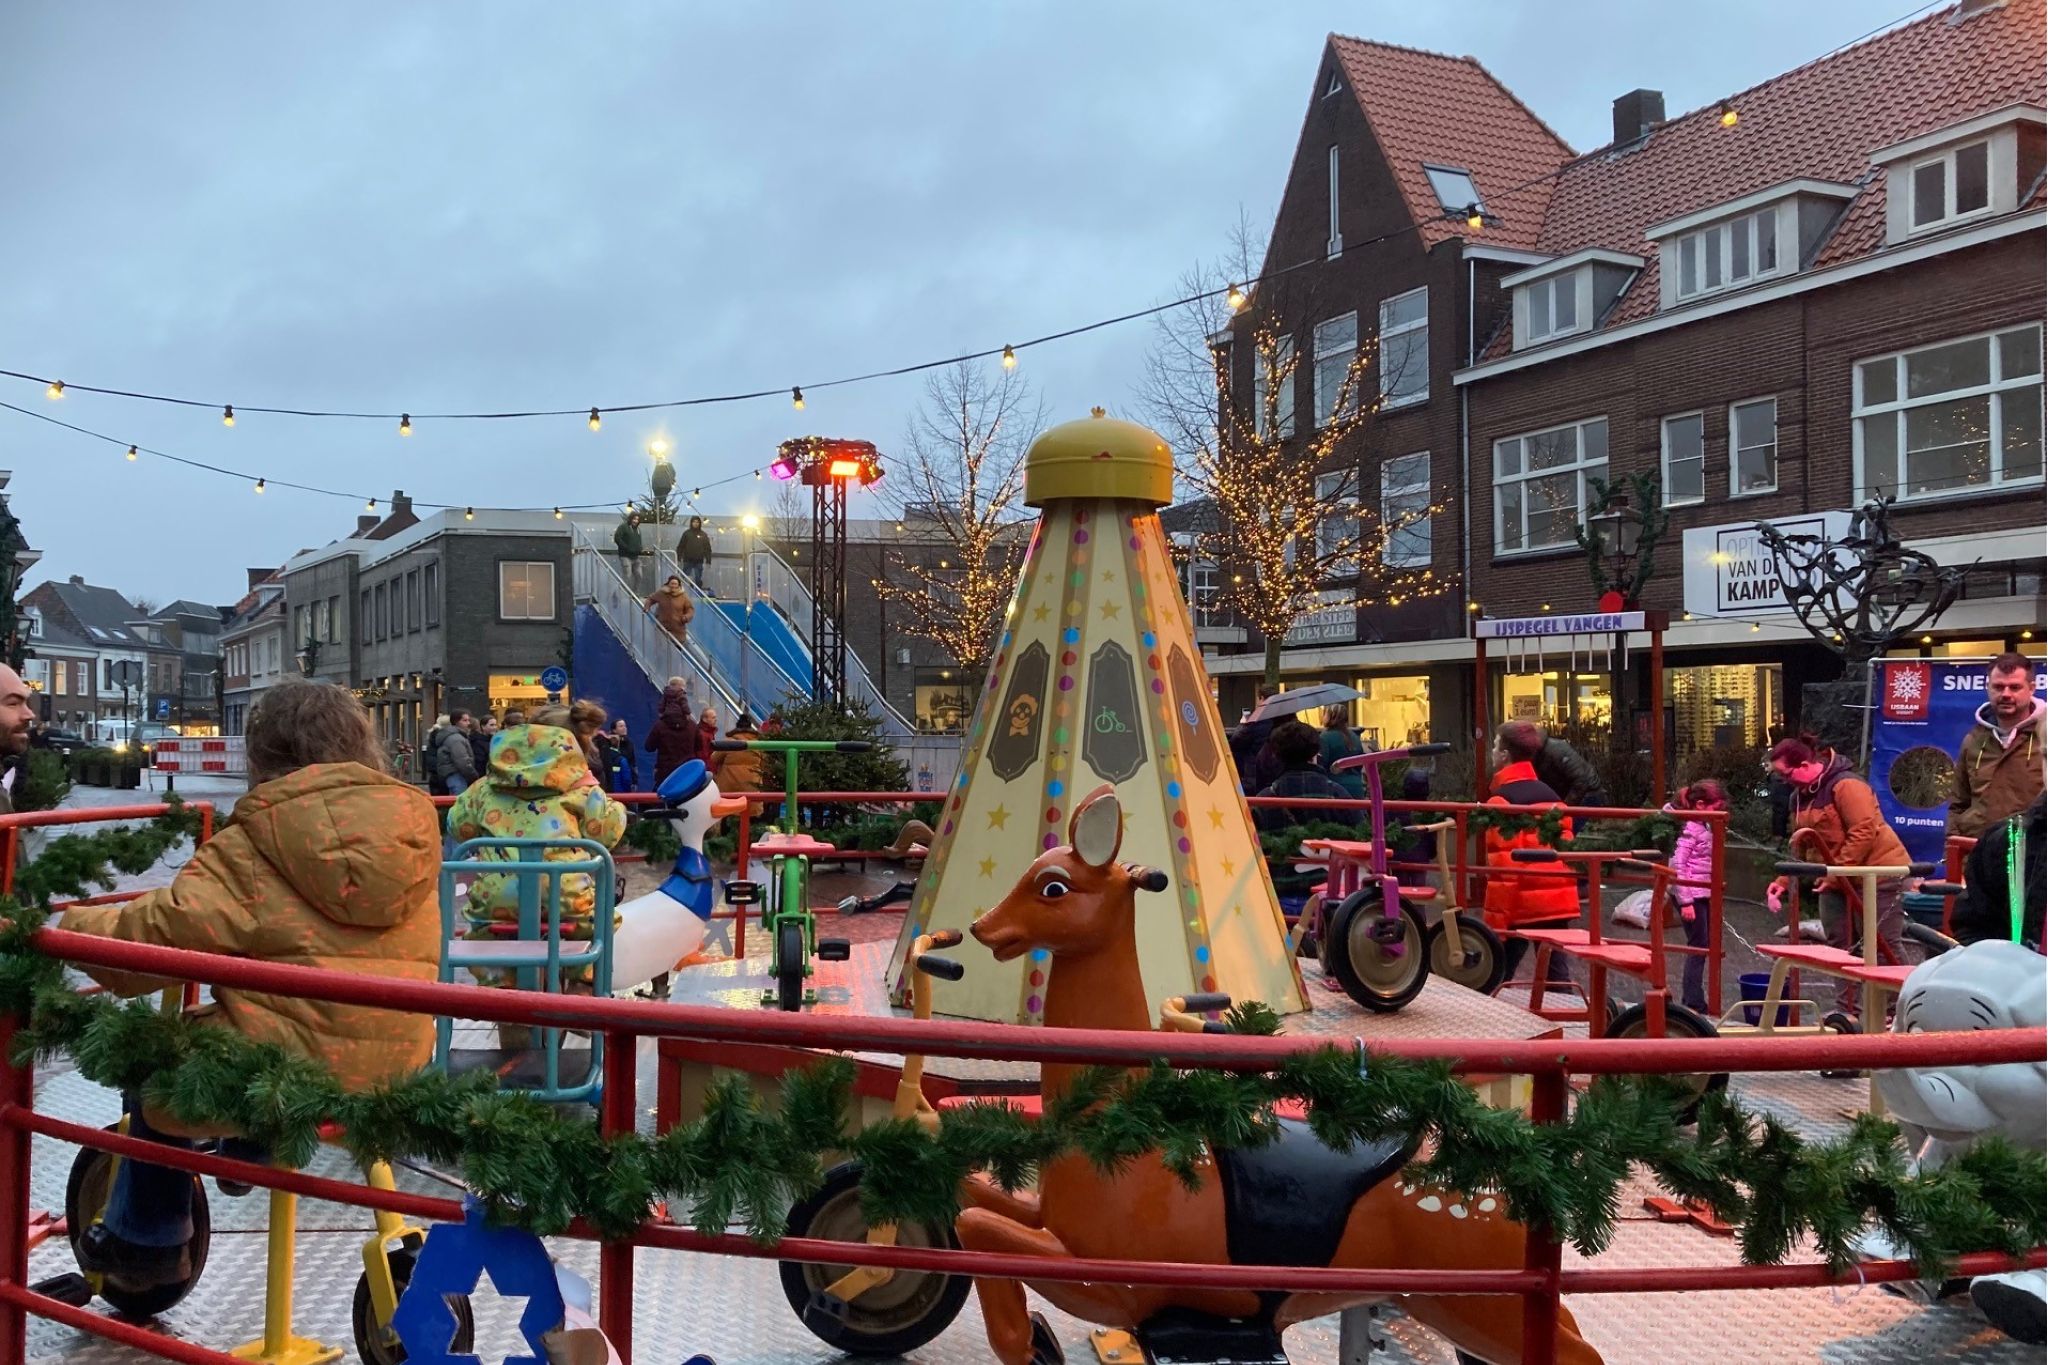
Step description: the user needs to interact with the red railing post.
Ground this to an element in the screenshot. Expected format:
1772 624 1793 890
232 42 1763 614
600 1032 637 1361
0 1019 33 1365
1519 1067 1567 1365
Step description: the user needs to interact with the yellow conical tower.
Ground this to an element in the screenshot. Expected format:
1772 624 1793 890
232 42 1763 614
887 411 1309 1022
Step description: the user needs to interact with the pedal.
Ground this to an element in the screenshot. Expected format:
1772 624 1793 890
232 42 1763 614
1135 1307 1288 1364
837 894 866 916
30 1273 94 1308
723 881 762 907
1367 918 1407 945
801 1290 851 1336
817 938 852 962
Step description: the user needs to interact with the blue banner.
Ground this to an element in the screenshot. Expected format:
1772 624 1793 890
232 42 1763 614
1870 658 2046 865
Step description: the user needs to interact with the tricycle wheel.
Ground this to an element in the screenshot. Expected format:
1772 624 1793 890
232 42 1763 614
65 1126 211 1319
1606 1002 1728 1124
776 921 806 1012
1426 917 1506 996
355 1245 475 1365
779 1161 970 1356
1326 889 1430 1013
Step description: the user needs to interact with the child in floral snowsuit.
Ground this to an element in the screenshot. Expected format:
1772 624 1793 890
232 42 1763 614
447 710 627 989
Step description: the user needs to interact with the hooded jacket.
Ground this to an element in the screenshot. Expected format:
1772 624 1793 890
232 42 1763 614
1666 806 1716 911
646 581 695 638
61 763 442 1095
448 724 628 931
1533 737 1606 808
1482 760 1580 929
1949 696 2045 841
708 733 764 792
644 693 700 785
677 524 713 565
1789 754 1908 891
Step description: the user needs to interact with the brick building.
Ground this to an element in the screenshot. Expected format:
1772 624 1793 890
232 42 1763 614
220 570 288 736
18 577 155 731
18 607 99 730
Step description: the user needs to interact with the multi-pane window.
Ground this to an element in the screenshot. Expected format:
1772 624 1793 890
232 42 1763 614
1378 288 1428 408
1661 413 1705 506
1908 140 1991 232
1856 325 2042 501
1380 452 1432 568
1493 418 1609 553
1314 469 1359 572
1675 209 1778 299
326 596 340 643
1523 274 1579 343
1172 534 1223 630
500 562 557 620
1313 313 1358 426
1253 336 1296 439
1730 397 1778 495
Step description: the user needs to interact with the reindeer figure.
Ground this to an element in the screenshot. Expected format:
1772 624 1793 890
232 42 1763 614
963 785 1604 1365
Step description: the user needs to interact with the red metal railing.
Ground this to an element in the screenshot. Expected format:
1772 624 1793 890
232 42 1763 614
2 806 2033 1365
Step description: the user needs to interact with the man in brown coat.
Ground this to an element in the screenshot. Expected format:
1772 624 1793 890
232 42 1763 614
1949 652 2045 841
644 573 696 650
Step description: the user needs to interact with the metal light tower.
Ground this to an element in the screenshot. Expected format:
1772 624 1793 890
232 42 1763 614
770 437 884 709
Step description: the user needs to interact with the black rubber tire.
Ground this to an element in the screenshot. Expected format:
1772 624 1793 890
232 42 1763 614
1819 1010 1863 1078
1606 1001 1728 1124
1426 916 1507 996
778 1161 971 1356
65 1126 211 1319
1326 888 1431 1013
354 1246 475 1364
777 920 806 1013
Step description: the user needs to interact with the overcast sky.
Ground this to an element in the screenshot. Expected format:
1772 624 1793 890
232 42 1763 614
6 2 1914 606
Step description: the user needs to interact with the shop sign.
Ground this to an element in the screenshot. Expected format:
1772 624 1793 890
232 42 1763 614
1474 611 1645 639
1680 512 1850 618
1284 590 1356 646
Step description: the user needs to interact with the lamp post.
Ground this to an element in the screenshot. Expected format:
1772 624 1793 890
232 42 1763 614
297 631 322 678
740 513 761 716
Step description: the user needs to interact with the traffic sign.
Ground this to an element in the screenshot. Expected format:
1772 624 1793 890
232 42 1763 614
539 666 569 694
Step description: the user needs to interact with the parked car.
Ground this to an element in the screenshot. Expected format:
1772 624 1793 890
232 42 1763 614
34 727 87 755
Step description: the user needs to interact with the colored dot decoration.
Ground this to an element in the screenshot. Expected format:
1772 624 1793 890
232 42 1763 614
1177 837 1192 853
1063 627 1079 644
1074 529 1090 544
1045 806 1061 824
1195 944 1210 963
1048 779 1064 798
1167 781 1182 798
1142 632 1156 648
1027 994 1043 1013
1058 675 1074 691
1029 970 1045 987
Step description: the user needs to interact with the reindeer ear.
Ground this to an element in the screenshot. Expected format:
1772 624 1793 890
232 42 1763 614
1070 785 1123 869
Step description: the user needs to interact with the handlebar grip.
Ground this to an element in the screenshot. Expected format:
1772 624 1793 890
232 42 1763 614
1128 865 1170 892
1407 742 1451 757
1919 880 1966 896
1511 848 1559 863
1177 992 1233 1014
915 954 965 981
836 741 873 753
1908 861 1937 876
711 739 750 751
1775 860 1827 877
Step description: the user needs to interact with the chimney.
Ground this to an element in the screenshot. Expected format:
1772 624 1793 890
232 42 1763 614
246 568 275 592
1612 89 1664 146
1952 0 2007 20
68 574 84 586
355 515 380 536
389 491 412 519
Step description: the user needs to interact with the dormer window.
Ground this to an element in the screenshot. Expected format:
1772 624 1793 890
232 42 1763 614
1908 139 1991 231
1873 105 2044 246
1502 249 1641 351
1674 208 1779 299
1646 179 1858 309
1525 275 1580 343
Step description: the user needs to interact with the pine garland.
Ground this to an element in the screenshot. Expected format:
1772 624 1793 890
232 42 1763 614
2 813 2042 1277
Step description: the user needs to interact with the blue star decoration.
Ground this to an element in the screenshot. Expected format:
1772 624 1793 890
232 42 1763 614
392 1196 567 1365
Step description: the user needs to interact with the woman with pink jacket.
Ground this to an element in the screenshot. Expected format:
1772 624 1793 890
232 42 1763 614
1667 780 1725 1013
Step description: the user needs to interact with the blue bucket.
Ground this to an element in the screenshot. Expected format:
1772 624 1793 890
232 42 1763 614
1739 971 1791 1027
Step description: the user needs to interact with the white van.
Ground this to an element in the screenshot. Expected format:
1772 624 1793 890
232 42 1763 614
91 719 181 752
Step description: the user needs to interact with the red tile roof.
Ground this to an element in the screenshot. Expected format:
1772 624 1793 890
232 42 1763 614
1329 35 1573 251
1488 0 2045 357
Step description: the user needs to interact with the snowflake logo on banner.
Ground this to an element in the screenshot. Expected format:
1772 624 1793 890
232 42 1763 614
1889 669 1925 705
1882 662 1933 722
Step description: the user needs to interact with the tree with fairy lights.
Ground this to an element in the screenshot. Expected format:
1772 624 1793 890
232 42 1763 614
872 362 1042 684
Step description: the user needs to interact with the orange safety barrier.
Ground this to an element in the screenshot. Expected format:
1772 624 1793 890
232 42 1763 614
0 805 2033 1365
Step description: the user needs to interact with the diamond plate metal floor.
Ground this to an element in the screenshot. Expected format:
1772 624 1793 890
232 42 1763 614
19 1058 2035 1363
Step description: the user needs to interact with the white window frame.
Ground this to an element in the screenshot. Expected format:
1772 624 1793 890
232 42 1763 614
1853 324 2043 503
1171 532 1223 629
1379 451 1432 569
1521 272 1583 345
1326 145 1342 258
1729 396 1779 496
1253 335 1296 440
1906 139 1993 234
1377 287 1429 409
498 561 558 621
1660 412 1706 508
1674 208 1781 300
1314 469 1359 573
1492 417 1609 556
1313 312 1358 427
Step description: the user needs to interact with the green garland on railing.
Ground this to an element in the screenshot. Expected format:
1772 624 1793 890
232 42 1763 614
1 812 2042 1277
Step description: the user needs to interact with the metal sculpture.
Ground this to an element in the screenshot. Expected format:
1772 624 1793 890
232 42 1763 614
1756 498 1967 667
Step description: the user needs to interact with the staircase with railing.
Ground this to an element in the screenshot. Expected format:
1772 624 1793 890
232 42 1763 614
570 528 739 717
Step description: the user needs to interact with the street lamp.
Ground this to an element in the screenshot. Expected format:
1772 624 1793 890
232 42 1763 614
740 512 762 715
1575 471 1666 611
297 631 322 678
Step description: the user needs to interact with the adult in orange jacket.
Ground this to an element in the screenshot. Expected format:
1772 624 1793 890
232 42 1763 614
1484 722 1579 986
59 681 442 1288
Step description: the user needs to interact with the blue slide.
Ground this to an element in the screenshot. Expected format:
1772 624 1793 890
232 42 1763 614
717 602 814 697
570 605 660 792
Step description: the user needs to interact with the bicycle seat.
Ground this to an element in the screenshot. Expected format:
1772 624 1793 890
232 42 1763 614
1214 1118 1412 1270
754 832 839 858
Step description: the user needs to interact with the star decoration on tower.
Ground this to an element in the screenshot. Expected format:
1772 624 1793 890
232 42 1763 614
987 804 1010 830
1220 857 1235 877
1032 602 1051 622
978 856 997 878
1099 600 1121 620
1206 807 1225 830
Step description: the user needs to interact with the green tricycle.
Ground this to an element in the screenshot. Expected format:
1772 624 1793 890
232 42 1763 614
714 736 871 1011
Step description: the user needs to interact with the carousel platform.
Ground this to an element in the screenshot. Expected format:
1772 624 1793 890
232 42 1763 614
653 941 1563 1130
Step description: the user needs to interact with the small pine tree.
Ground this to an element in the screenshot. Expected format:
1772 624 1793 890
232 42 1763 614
760 697 909 822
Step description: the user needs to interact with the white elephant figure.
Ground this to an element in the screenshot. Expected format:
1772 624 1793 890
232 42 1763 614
1871 940 2046 1344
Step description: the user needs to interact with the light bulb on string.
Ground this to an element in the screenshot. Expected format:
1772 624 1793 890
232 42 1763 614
1465 204 1485 231
1718 101 1739 128
1001 344 1017 370
125 445 138 462
222 405 235 427
692 488 702 500
253 478 265 494
45 381 62 400
791 386 805 410
1225 284 1247 311
399 414 412 436
588 408 602 432
366 497 377 511
753 469 762 480
464 507 475 521
553 507 564 519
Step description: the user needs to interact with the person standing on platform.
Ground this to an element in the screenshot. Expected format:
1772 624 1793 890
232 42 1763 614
1949 652 2045 841
614 510 647 595
678 516 714 589
435 710 478 796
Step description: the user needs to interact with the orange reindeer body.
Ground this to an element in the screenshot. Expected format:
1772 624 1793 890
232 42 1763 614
963 786 1604 1365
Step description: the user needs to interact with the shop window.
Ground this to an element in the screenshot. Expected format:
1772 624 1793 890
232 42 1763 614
488 673 554 718
913 666 971 734
499 561 557 621
1669 663 1782 755
1346 675 1431 751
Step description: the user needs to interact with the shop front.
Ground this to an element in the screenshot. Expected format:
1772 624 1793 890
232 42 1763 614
488 671 558 719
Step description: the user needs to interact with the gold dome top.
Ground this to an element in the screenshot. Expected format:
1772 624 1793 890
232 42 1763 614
1023 409 1175 508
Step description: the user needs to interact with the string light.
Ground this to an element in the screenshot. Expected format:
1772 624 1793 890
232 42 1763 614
588 408 601 432
1466 600 1480 613
1001 344 1017 370
691 487 702 500
1225 285 1247 311
1719 101 1740 128
45 381 62 401
253 478 265 494
125 445 137 462
366 497 377 511
753 470 762 480
399 413 412 436
1920 633 1933 644
1465 204 1485 231
1750 622 1762 632
553 507 563 519
221 405 235 427
464 507 475 521
791 386 805 410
